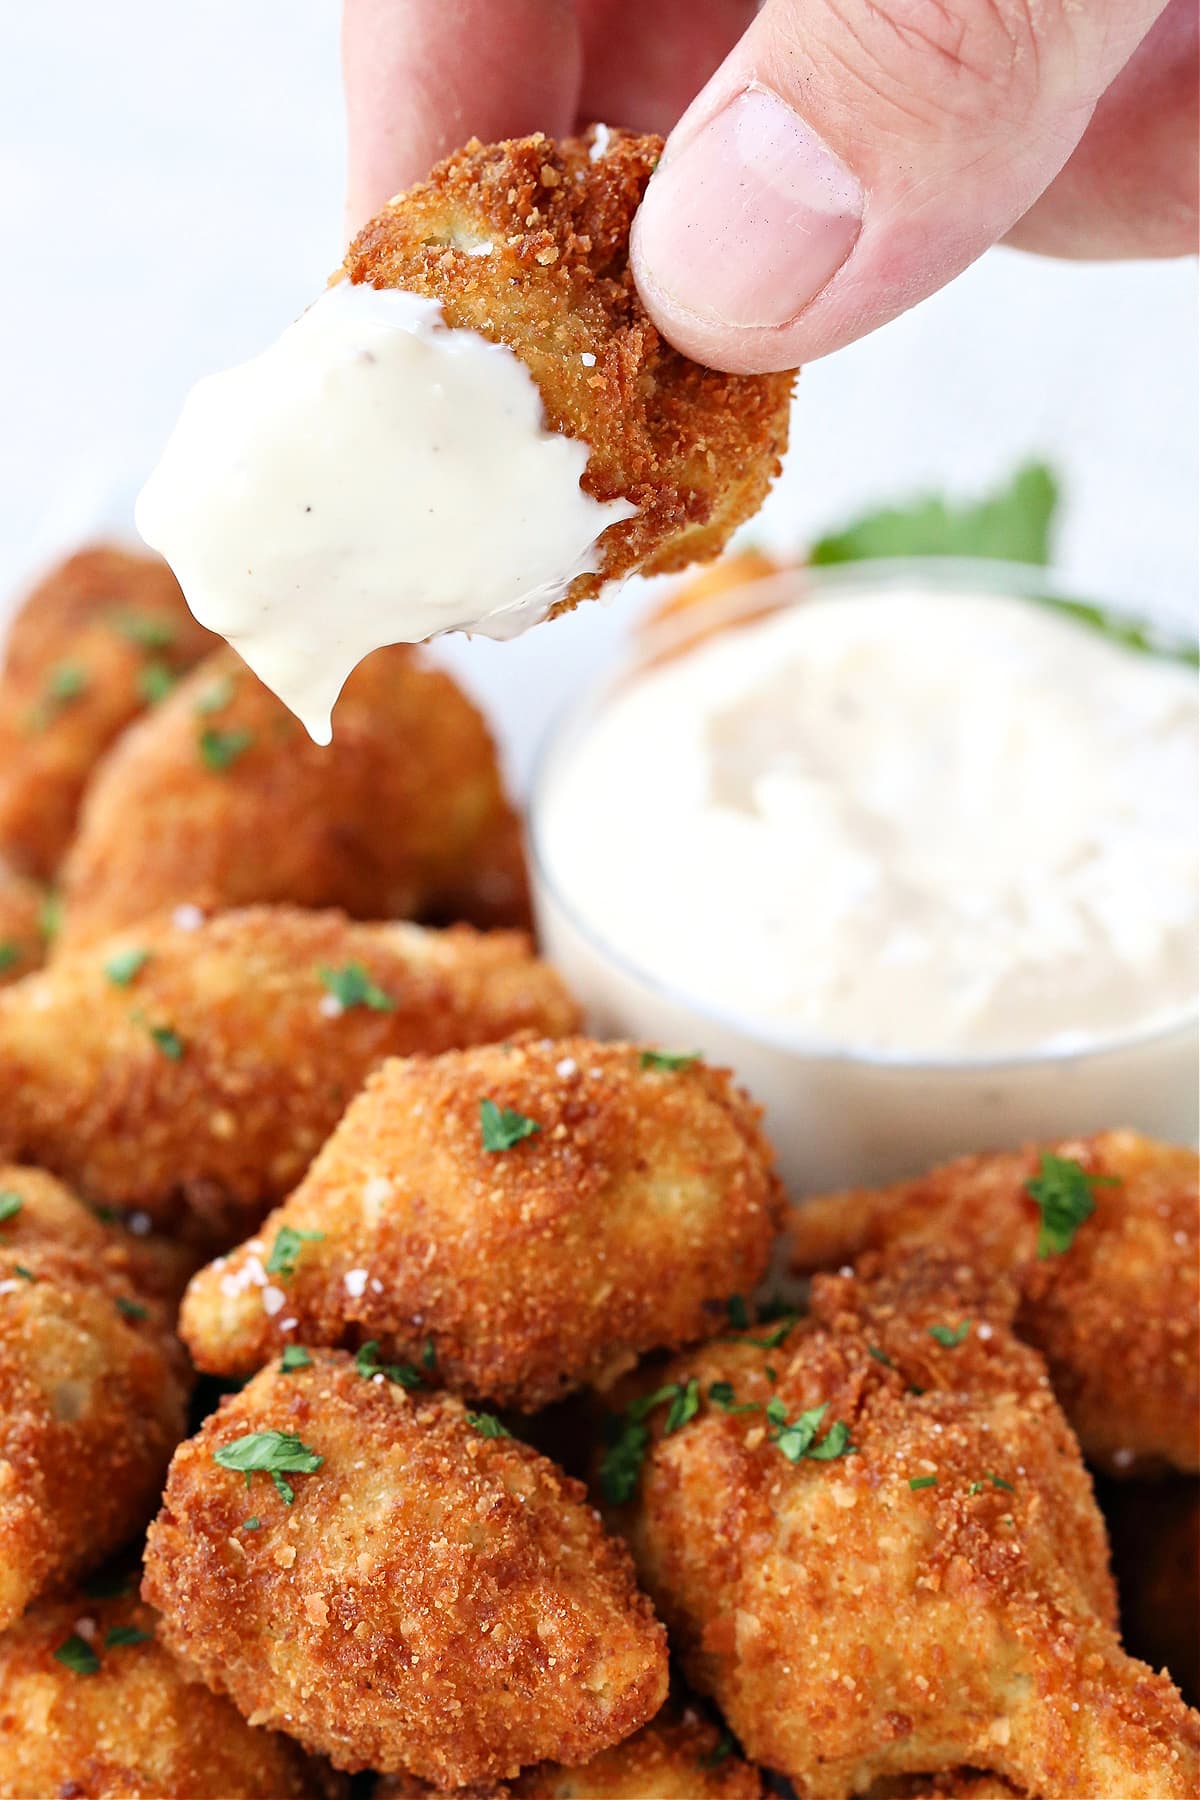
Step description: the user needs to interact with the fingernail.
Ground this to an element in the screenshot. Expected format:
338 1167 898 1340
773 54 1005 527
634 84 863 330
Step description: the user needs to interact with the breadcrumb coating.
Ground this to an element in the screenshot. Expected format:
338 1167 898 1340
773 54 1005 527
343 128 794 608
0 906 579 1241
0 546 215 879
606 1252 1200 1799
59 644 530 949
788 1131 1200 1475
143 1351 667 1784
180 1037 782 1407
0 1169 190 1627
0 1591 345 1799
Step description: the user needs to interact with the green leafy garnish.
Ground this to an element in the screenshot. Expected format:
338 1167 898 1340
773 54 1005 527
318 963 395 1012
115 1296 147 1321
104 946 150 987
54 1634 100 1675
480 1098 540 1153
0 1193 22 1225
213 1429 324 1504
105 1625 152 1649
137 659 177 705
280 1345 313 1372
1025 1153 1114 1258
13 1264 35 1282
987 1471 1015 1492
598 1384 681 1505
639 1049 701 1071
111 608 176 651
355 1340 423 1388
697 1732 736 1771
811 462 1058 567
39 891 62 943
928 1321 971 1348
743 1313 800 1350
266 1225 325 1279
725 1294 750 1331
868 1345 895 1368
0 941 18 973
466 1410 511 1438
708 1380 760 1415
663 1378 700 1436
422 1338 437 1371
198 726 254 771
132 1012 185 1059
908 1474 938 1491
243 1516 262 1530
194 674 235 715
47 661 89 702
766 1398 853 1463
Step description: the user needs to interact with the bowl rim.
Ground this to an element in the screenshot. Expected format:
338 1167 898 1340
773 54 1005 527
528 554 1199 1076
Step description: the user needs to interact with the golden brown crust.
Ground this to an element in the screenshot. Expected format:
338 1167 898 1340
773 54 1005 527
606 1252 1200 1799
0 859 44 987
180 1037 782 1407
0 546 215 879
143 1351 667 1784
0 905 579 1241
375 1703 764 1797
788 1131 1200 1475
0 1170 191 1627
59 644 530 949
343 130 794 604
0 1591 345 1799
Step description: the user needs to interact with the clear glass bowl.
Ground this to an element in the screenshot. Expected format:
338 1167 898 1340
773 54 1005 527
529 558 1198 1196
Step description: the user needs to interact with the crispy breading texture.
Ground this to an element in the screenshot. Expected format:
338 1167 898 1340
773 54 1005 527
0 1170 191 1627
0 546 215 879
788 1130 1200 1475
0 859 44 987
343 129 794 606
375 1703 763 1797
0 906 579 1241
606 1252 1200 1800
143 1351 667 1784
180 1037 782 1406
0 1591 345 1799
58 644 530 949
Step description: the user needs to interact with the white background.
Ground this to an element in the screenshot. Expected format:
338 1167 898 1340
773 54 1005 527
2 2 1196 787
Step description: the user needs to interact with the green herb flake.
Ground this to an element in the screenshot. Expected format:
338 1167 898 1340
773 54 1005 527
697 1732 736 1771
104 946 151 987
354 1340 423 1388
597 1383 682 1505
480 1097 540 1153
1025 1153 1114 1258
466 1410 511 1439
928 1321 971 1348
39 892 62 944
708 1380 761 1416
194 674 235 715
111 608 176 651
987 1471 1015 1493
639 1049 701 1072
243 1516 262 1530
14 1264 36 1282
54 1633 100 1675
198 726 255 772
135 1016 184 1060
0 1193 22 1225
317 962 396 1013
213 1429 324 1505
908 1474 938 1491
811 461 1058 568
766 1399 854 1464
746 1312 800 1350
104 1625 152 1649
725 1294 750 1331
47 662 89 703
137 660 177 705
663 1378 700 1436
115 1296 148 1321
422 1338 437 1371
0 941 18 974
280 1345 313 1373
266 1225 325 1279
868 1345 895 1368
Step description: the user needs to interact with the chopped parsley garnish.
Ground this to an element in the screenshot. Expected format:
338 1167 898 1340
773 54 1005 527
317 962 396 1012
1025 1153 1114 1258
194 674 235 715
908 1474 938 1491
47 661 88 703
928 1321 971 1348
0 1193 22 1225
664 1378 701 1436
0 941 18 973
968 1472 1016 1496
137 659 177 705
639 1049 701 1071
422 1338 437 1371
480 1097 540 1153
868 1345 895 1368
14 1264 35 1282
243 1516 262 1530
115 1296 147 1321
54 1634 100 1675
466 1410 511 1438
39 891 62 943
598 1383 681 1505
111 608 176 650
355 1340 423 1388
280 1345 313 1372
213 1429 323 1504
198 726 255 771
104 1625 151 1649
744 1313 800 1350
697 1732 736 1770
131 1012 185 1059
707 1380 760 1415
725 1294 750 1330
266 1225 325 1279
104 946 150 986
766 1398 853 1463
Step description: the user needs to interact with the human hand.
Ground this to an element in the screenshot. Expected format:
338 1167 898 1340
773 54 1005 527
343 0 1197 374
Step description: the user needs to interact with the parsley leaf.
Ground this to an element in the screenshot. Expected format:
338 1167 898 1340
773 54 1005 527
137 659 177 705
725 1294 750 1331
39 891 62 943
47 661 89 703
105 1625 152 1649
811 461 1058 567
928 1321 971 1348
115 1297 147 1321
743 1313 800 1350
194 674 235 715
697 1732 736 1771
639 1049 701 1071
131 1011 185 1059
243 1516 262 1530
280 1345 313 1373
111 608 176 650
597 1383 680 1505
354 1340 423 1388
104 946 150 987
0 941 18 974
265 1225 324 1279
708 1380 761 1415
14 1264 35 1282
868 1345 895 1368
766 1399 854 1463
908 1474 938 1491
0 1193 22 1225
663 1378 700 1435
318 963 396 1012
54 1634 100 1675
198 726 254 771
466 1410 511 1438
480 1098 540 1153
1025 1153 1114 1258
987 1471 1015 1492
213 1430 323 1505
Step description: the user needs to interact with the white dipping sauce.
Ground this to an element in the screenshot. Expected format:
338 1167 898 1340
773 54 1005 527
538 589 1198 1060
136 282 635 743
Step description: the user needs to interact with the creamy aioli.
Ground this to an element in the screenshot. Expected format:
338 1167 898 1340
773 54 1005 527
537 588 1198 1058
135 283 635 742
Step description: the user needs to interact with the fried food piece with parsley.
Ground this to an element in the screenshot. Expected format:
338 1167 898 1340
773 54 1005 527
788 1131 1200 1475
0 906 578 1242
58 644 529 950
374 1702 762 1797
0 1589 346 1799
606 1252 1200 1800
143 1350 667 1785
0 1170 190 1628
180 1038 781 1406
0 546 215 880
344 128 793 613
0 859 44 987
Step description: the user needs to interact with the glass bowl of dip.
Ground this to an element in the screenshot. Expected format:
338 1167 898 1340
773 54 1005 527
529 558 1199 1196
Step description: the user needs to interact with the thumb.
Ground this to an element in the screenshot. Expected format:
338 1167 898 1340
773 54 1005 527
631 0 1169 372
